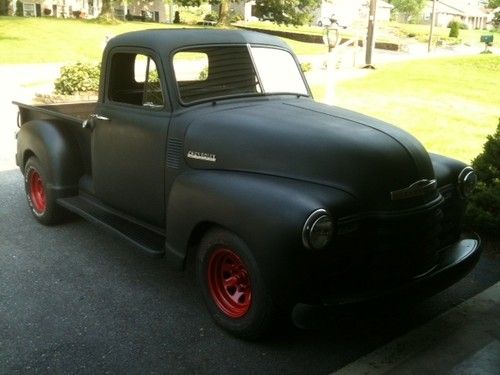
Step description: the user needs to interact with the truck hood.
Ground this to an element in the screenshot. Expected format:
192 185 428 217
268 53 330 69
184 99 435 209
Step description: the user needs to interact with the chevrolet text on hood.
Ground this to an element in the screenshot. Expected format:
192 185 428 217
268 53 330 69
14 29 481 339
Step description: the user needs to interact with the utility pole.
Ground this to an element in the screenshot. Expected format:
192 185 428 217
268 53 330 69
365 0 377 68
428 0 438 53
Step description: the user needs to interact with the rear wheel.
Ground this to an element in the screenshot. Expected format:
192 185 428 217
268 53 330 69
24 156 64 225
196 228 279 339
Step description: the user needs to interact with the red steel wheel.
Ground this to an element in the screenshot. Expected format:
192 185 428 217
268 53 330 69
207 247 252 318
28 169 46 214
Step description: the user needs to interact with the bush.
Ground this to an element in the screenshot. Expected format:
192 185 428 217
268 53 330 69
43 8 51 16
449 20 460 38
204 12 218 22
300 62 312 73
54 62 100 95
173 10 180 24
465 118 500 235
15 0 22 16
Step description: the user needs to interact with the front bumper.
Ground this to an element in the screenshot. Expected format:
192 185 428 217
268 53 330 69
320 234 482 306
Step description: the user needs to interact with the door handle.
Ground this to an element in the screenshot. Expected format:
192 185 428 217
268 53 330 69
90 114 110 121
82 114 110 129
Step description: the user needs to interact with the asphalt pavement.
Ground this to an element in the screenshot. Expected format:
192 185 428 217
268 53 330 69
1 166 500 373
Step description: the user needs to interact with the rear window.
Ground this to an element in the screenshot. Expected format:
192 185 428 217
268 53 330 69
172 45 308 104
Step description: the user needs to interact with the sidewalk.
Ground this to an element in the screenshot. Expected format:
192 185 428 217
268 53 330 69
333 282 500 374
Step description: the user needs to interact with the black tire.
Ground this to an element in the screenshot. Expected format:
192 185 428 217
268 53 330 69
24 156 65 225
196 228 280 340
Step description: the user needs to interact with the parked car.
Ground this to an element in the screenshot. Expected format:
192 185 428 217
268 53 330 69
15 29 481 339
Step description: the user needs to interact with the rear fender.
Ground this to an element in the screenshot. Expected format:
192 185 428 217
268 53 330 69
17 119 83 196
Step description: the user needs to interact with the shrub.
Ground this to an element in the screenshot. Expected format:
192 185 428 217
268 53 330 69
173 10 180 24
72 10 81 18
300 62 312 73
204 12 218 22
43 8 51 16
449 20 460 38
54 62 100 95
465 118 500 235
15 0 22 16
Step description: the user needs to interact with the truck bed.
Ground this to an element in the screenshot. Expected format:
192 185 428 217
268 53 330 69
14 101 97 127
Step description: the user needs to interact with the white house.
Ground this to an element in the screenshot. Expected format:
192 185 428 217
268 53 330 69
422 0 489 29
16 0 167 22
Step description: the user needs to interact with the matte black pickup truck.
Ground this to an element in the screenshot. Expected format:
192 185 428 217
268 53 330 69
15 29 481 339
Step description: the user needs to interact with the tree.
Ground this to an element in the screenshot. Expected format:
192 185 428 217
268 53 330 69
487 0 500 9
99 0 114 19
0 0 12 15
391 0 426 21
254 0 321 26
493 11 500 29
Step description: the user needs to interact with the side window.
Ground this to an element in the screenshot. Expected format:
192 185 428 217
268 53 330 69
108 52 165 108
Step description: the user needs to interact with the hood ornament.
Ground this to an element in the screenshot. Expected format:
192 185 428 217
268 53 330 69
391 179 437 201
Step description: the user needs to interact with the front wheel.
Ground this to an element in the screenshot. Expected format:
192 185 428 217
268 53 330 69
196 228 280 339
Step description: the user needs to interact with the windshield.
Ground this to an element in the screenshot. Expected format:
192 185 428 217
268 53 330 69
172 45 309 104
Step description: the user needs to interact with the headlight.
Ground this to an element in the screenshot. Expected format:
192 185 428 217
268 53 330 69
458 166 477 198
302 209 334 250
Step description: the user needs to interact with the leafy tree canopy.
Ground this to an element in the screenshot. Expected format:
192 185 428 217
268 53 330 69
254 0 322 26
488 0 500 9
391 0 426 19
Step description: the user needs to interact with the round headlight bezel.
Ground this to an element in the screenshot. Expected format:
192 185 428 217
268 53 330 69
302 209 334 250
458 166 477 199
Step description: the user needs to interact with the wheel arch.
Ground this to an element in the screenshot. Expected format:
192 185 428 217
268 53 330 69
164 170 355 305
17 119 83 197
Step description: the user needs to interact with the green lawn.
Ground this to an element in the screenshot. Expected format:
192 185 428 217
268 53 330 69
388 22 500 47
311 55 500 163
237 20 500 47
0 17 180 63
0 16 324 63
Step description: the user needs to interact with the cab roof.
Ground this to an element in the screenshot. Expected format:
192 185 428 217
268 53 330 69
106 28 291 54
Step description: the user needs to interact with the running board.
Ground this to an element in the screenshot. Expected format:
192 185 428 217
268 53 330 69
57 196 165 257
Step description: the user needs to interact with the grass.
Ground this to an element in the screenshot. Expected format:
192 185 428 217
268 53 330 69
310 55 500 163
0 16 325 63
237 20 500 47
0 17 183 63
389 22 500 47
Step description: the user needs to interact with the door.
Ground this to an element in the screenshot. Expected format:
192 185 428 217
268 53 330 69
35 3 41 17
91 50 169 227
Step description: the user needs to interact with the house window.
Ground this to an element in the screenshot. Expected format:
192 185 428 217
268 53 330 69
23 3 36 16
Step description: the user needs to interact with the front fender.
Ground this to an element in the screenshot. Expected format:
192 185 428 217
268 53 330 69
165 170 355 305
17 119 83 196
430 153 468 188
